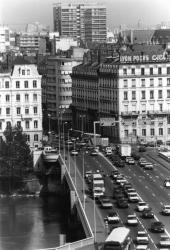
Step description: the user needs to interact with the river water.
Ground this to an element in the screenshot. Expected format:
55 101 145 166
0 195 65 250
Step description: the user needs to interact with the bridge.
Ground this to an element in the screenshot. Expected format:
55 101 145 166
33 149 107 250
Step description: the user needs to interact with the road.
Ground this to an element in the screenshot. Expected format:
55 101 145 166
70 147 170 250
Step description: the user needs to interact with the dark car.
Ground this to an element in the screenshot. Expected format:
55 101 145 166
139 146 146 152
131 153 140 160
151 221 165 233
117 198 129 208
142 207 154 218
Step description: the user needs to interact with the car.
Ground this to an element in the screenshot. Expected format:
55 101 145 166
139 146 146 152
142 207 154 218
127 157 135 165
117 198 129 208
161 205 170 215
136 202 149 212
106 212 120 223
139 160 148 168
116 177 127 185
71 149 78 156
125 188 137 196
90 150 98 156
110 170 119 180
125 157 132 163
127 214 138 225
151 221 165 233
114 192 126 200
128 193 140 203
135 245 149 250
99 197 113 209
136 231 149 244
159 234 170 247
143 162 153 170
164 179 170 188
132 153 140 160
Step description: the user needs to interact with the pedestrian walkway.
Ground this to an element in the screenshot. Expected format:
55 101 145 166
64 153 107 249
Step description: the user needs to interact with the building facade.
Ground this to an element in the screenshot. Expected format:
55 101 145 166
72 44 170 144
53 3 106 43
0 58 42 147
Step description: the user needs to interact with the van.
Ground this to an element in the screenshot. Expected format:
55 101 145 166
161 205 170 215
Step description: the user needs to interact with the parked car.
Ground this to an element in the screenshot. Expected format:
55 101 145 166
159 234 170 247
143 162 153 170
161 205 170 215
127 214 138 226
139 146 146 152
136 231 149 244
151 221 165 233
106 212 120 223
164 179 170 188
90 150 98 156
135 245 149 250
117 198 129 208
128 193 140 203
71 149 78 156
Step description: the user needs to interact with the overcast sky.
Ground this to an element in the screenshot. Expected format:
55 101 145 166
1 0 170 31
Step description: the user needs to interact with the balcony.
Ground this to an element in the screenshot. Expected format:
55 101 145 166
121 111 139 117
147 110 170 116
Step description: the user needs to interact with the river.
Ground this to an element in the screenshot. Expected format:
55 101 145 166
0 195 66 250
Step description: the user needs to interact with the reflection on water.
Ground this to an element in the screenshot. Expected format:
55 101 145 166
0 196 64 250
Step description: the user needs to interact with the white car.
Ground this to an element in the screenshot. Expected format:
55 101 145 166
136 202 149 212
136 231 149 244
161 205 170 215
100 197 113 209
128 193 140 202
107 212 120 223
164 179 170 188
127 214 138 225
159 235 170 247
144 162 153 170
71 149 78 156
135 245 149 250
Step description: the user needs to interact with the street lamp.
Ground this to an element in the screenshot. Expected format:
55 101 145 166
80 115 86 135
93 195 96 242
63 122 68 162
82 150 85 209
48 114 51 134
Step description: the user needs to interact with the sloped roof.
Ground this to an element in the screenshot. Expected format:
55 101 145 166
123 29 155 44
152 29 170 43
13 57 31 65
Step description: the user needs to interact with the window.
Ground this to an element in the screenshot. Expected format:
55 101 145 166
150 68 153 75
167 67 170 74
16 94 20 102
168 114 170 124
131 68 135 75
25 94 29 102
25 108 29 114
17 107 21 115
34 107 37 114
132 79 136 87
33 94 37 101
123 68 127 76
168 128 170 134
22 70 25 75
158 90 162 99
142 129 146 136
27 69 30 75
150 90 154 99
5 81 9 88
142 104 146 112
6 95 10 102
132 91 136 100
0 122 2 130
123 79 128 88
150 78 154 86
17 121 21 127
16 81 20 88
132 129 136 136
159 103 163 111
167 90 170 98
33 80 37 88
25 121 29 129
24 81 28 88
141 91 145 99
158 78 162 86
34 134 38 141
141 79 145 87
6 121 11 127
6 108 10 115
141 68 145 75
150 128 155 136
34 120 38 128
124 130 128 137
158 67 162 75
26 134 30 142
167 78 170 86
124 91 128 100
159 128 163 135
0 108 1 115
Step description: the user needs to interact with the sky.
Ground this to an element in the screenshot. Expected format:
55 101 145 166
0 0 170 31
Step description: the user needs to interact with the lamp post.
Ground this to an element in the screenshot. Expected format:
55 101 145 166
93 121 100 147
82 150 85 209
63 122 67 162
80 115 86 136
48 114 51 134
68 128 72 173
93 195 96 242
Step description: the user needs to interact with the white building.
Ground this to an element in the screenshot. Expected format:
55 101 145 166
0 25 10 53
0 57 42 147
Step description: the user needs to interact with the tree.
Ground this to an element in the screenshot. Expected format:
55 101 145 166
2 124 33 176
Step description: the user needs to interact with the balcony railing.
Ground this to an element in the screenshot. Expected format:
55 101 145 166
121 111 139 117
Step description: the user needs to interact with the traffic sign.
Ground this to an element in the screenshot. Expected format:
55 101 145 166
100 118 115 126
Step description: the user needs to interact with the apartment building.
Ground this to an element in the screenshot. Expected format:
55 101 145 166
0 57 42 147
53 3 106 43
72 44 170 144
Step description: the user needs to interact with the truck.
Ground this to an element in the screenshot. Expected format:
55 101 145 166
119 144 131 158
91 173 105 198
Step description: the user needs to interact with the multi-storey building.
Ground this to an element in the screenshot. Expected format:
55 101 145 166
53 3 106 43
72 43 170 144
46 47 85 126
0 57 42 147
0 26 10 53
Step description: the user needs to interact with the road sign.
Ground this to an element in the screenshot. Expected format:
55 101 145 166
100 118 115 126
